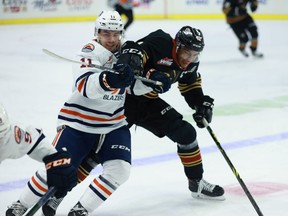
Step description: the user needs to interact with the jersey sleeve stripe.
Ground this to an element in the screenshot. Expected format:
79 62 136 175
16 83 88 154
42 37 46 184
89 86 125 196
59 108 125 122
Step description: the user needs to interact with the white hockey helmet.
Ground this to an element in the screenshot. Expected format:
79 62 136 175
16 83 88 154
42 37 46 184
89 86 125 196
94 10 124 36
0 104 10 138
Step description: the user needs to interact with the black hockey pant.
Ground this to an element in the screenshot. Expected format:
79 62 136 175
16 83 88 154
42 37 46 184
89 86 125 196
124 94 204 180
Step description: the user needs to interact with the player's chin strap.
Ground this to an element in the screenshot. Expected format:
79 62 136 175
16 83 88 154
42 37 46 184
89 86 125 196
202 118 264 216
42 49 163 86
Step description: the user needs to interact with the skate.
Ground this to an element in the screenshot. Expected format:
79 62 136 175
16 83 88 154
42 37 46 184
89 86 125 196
250 46 264 58
42 196 63 216
68 202 88 216
239 48 249 57
189 179 225 201
6 200 27 216
251 50 264 58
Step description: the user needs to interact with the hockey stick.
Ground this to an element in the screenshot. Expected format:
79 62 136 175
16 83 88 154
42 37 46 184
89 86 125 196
202 119 264 216
24 186 56 216
42 48 163 86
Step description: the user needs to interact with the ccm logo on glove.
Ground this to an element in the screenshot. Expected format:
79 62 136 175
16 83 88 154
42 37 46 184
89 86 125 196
43 151 77 198
122 48 144 58
45 157 71 170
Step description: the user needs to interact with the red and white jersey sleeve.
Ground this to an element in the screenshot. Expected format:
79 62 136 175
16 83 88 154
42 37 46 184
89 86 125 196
0 123 56 164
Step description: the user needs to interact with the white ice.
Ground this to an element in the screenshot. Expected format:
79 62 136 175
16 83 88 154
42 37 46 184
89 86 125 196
0 19 288 216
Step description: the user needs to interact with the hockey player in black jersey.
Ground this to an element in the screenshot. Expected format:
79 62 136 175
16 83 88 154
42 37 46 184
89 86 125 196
223 0 263 58
117 26 225 200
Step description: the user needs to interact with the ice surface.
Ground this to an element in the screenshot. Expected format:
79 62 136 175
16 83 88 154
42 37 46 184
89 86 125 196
0 19 288 215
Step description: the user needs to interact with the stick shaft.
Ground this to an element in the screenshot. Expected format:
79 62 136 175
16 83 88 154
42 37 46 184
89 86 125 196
203 119 264 216
42 49 162 86
25 187 56 216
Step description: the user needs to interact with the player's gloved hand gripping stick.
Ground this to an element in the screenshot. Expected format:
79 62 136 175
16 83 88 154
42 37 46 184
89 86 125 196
42 49 163 86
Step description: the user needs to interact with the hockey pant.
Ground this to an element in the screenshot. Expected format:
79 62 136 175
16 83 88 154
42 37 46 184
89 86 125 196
125 94 204 179
230 15 258 44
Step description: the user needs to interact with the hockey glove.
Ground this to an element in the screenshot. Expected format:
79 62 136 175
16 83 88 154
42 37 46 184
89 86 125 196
250 2 258 12
144 69 171 94
118 41 144 76
193 95 214 128
100 63 134 90
43 151 77 198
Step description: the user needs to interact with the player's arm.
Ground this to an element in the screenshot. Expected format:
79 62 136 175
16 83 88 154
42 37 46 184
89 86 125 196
178 71 214 128
18 126 56 161
223 0 246 17
250 0 258 12
222 0 233 15
121 40 174 92
178 69 204 107
73 42 134 97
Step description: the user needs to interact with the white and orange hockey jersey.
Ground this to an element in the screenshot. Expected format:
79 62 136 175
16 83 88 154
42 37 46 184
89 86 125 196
0 123 56 164
57 39 129 134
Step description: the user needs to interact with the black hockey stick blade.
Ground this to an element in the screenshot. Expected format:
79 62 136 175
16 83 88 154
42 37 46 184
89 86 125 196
202 119 264 216
25 186 56 216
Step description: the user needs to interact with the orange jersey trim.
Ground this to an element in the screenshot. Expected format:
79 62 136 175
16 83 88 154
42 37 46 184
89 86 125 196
60 108 125 122
77 78 86 92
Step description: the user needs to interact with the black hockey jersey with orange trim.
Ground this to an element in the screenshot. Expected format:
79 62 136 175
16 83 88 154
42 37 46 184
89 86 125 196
136 29 205 108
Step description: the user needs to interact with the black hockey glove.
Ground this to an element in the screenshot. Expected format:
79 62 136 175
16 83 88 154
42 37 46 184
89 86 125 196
43 151 77 198
119 41 144 76
100 63 134 90
250 2 258 12
192 95 214 128
144 69 171 94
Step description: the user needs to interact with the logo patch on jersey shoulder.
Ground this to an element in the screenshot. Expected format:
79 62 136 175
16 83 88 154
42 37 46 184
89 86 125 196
14 126 24 144
82 43 95 52
14 126 32 144
157 57 173 66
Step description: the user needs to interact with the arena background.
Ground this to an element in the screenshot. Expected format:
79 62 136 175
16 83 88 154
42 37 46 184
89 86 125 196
1 0 288 25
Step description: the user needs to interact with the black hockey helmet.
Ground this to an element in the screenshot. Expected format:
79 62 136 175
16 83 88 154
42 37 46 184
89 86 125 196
175 26 204 52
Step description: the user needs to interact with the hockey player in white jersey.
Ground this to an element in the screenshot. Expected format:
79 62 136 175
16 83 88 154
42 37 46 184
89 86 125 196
0 104 77 216
0 104 56 163
6 10 135 216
